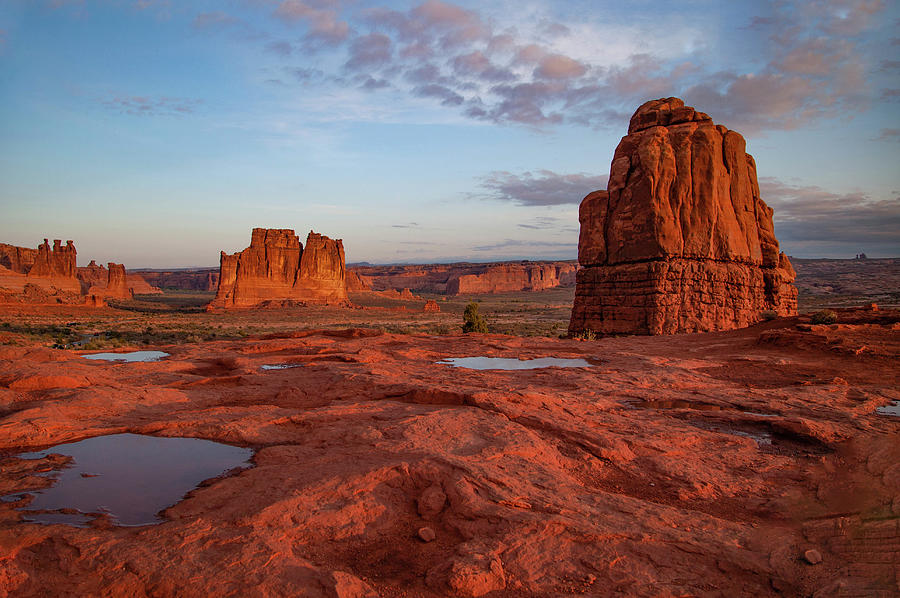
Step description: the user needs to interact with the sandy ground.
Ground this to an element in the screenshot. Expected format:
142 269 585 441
0 307 898 597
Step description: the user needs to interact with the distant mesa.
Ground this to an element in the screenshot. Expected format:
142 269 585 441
569 97 798 336
77 260 161 297
350 261 577 296
208 228 349 309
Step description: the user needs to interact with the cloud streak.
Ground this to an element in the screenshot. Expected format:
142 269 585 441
100 95 203 116
479 170 608 206
762 176 900 256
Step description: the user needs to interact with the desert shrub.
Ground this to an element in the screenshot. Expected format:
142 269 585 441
810 309 838 325
462 302 489 333
760 310 778 321
573 329 597 341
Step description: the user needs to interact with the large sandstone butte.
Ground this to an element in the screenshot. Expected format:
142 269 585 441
209 228 348 309
570 98 797 336
0 238 81 299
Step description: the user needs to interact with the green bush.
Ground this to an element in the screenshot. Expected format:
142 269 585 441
573 329 597 341
462 302 489 333
810 309 838 325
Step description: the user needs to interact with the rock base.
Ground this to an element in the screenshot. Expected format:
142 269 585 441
570 258 797 335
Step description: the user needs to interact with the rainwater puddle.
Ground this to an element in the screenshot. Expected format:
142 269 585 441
437 357 592 370
876 401 900 417
8 433 252 527
82 351 169 362
261 364 302 370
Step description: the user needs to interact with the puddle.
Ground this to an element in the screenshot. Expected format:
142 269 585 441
8 433 252 527
83 351 169 362
261 364 302 370
876 401 900 417
437 357 593 370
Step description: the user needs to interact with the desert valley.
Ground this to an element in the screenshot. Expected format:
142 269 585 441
0 94 898 598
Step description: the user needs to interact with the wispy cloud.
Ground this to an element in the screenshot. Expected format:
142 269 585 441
183 0 893 133
472 238 576 252
478 170 608 206
875 127 900 141
100 94 203 116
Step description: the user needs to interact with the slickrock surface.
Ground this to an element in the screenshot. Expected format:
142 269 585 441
0 309 897 597
209 229 348 309
570 98 797 336
352 261 577 296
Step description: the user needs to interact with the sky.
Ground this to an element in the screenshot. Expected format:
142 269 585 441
0 0 898 268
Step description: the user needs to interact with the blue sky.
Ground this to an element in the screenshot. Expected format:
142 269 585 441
0 0 898 267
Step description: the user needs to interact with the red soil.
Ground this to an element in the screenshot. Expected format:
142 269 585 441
0 309 897 596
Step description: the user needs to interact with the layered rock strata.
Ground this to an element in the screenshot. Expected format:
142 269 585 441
209 228 348 309
569 98 797 336
351 261 577 295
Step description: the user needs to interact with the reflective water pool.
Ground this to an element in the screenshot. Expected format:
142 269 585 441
876 401 899 417
82 351 170 362
437 357 593 370
261 364 302 370
10 433 253 526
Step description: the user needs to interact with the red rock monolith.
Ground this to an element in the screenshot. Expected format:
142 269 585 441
569 97 797 336
209 228 348 309
104 263 133 299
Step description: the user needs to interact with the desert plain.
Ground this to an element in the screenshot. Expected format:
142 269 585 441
0 281 898 597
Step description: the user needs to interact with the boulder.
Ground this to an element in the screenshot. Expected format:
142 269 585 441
569 98 797 336
209 228 348 309
424 299 441 312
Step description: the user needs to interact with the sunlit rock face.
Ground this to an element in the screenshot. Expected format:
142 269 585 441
570 97 797 336
209 228 348 309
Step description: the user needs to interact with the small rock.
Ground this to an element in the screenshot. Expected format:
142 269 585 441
418 526 436 542
803 549 823 565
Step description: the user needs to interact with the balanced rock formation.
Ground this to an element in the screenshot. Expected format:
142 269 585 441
89 263 133 300
569 98 797 336
209 228 348 309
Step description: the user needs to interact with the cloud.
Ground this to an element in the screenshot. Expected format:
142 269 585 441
479 170 608 206
203 0 894 132
760 176 900 255
875 127 900 141
192 11 240 30
266 40 293 56
274 0 349 46
391 222 420 229
472 238 576 252
100 95 202 116
345 33 392 70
